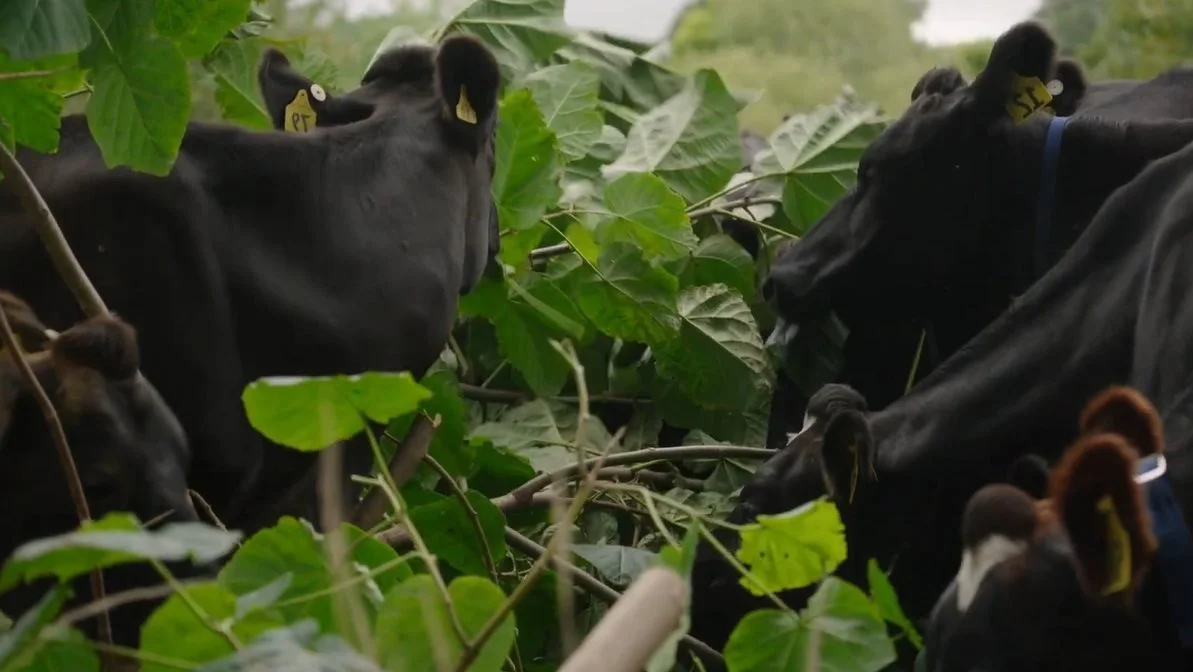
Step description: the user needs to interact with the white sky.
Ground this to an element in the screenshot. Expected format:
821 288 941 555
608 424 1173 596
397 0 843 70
345 0 1044 46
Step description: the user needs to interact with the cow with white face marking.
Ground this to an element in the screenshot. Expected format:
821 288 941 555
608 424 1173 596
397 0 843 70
0 34 503 535
923 387 1193 672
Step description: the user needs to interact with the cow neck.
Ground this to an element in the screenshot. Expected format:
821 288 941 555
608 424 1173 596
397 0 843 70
870 140 1193 478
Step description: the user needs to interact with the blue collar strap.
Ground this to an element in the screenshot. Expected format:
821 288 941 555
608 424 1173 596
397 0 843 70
1033 115 1070 280
1135 453 1193 647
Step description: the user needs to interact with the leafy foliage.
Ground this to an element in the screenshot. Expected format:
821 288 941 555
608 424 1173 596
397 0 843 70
0 0 919 670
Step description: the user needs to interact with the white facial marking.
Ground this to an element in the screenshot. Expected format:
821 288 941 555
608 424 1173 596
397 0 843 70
310 84 327 102
785 412 818 445
955 534 1026 612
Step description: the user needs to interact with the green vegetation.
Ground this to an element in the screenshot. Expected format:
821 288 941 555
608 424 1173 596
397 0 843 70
0 0 1187 669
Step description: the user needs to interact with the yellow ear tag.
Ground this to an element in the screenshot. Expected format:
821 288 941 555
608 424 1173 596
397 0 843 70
1097 495 1133 595
1005 74 1054 124
456 85 478 125
283 89 317 134
848 442 860 505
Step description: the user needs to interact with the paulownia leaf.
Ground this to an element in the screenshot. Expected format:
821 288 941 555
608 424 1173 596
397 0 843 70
520 61 603 163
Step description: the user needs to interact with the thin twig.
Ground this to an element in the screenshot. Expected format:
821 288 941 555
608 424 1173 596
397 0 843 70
457 384 646 406
502 446 774 507
423 454 523 672
696 206 798 240
317 441 376 658
685 196 784 220
529 242 571 260
188 489 228 533
0 69 61 81
503 527 725 667
0 308 114 654
0 143 108 317
57 580 206 628
352 413 439 529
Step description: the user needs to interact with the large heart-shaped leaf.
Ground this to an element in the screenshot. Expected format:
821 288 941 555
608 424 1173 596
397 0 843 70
520 61 603 163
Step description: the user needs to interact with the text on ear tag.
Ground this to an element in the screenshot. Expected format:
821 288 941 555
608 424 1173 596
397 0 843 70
1005 74 1054 124
284 90 318 134
1098 494 1133 595
456 84 478 125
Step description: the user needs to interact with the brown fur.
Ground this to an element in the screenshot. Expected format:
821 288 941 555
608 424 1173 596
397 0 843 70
1079 386 1164 457
1050 433 1156 596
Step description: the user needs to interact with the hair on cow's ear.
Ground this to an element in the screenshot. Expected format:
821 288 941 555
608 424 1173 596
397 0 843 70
1079 386 1163 457
818 409 877 506
435 34 500 139
50 316 140 382
257 48 373 132
1049 58 1088 116
911 67 968 102
970 21 1058 121
1050 433 1156 597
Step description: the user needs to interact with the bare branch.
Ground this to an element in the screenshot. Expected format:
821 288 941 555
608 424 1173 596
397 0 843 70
0 143 108 317
559 566 688 672
0 305 113 653
317 442 376 658
351 413 439 529
0 69 61 82
529 242 571 260
457 383 647 407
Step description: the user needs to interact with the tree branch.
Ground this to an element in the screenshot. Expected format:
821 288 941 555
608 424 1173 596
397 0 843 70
457 384 647 407
686 196 784 221
0 305 113 654
351 413 439 529
503 527 724 667
0 143 108 318
559 566 688 672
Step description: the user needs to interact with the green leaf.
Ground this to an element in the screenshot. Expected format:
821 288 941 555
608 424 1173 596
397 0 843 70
493 89 562 232
653 375 770 447
0 54 67 153
724 578 897 672
735 498 847 596
655 284 773 412
375 574 516 672
596 173 697 260
570 544 657 588
365 26 426 74
409 491 508 577
139 582 285 672
685 234 756 300
867 558 923 649
84 35 190 175
0 0 90 60
648 529 699 672
203 37 270 128
417 370 473 479
659 524 701 579
572 242 680 346
703 459 758 495
218 518 405 633
197 620 383 672
5 624 97 672
0 585 71 672
603 69 740 203
241 372 433 452
0 513 240 593
155 0 251 58
468 439 537 497
623 406 662 452
470 399 564 453
444 0 572 81
520 62 603 163
752 92 885 233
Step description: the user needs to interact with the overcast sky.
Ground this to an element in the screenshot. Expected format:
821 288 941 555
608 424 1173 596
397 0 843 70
347 0 1044 45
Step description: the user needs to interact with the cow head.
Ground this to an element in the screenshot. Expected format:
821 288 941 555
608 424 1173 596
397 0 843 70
257 34 503 292
764 21 1069 328
0 294 201 645
922 388 1168 672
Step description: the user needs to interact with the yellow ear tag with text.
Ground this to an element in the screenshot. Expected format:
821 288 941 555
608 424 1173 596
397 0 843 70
1005 74 1055 124
848 442 860 505
284 89 317 134
456 85 478 124
1097 494 1132 595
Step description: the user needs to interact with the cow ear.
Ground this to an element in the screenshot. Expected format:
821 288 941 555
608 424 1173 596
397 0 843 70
50 316 139 382
1079 386 1163 457
257 48 373 132
818 409 877 505
435 34 500 141
1050 434 1156 597
1049 58 1088 116
911 67 968 102
970 21 1058 122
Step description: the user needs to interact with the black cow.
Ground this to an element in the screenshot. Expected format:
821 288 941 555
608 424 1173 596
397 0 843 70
924 387 1193 671
690 112 1193 654
0 293 206 647
0 34 502 534
763 22 1193 440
